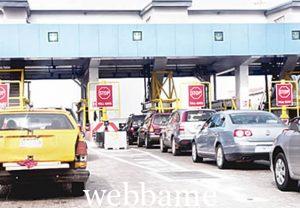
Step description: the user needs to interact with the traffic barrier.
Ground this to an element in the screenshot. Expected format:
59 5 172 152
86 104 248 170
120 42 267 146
92 121 119 133
104 131 127 150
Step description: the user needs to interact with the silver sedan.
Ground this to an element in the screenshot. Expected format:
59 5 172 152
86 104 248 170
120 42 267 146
270 117 300 191
192 110 286 169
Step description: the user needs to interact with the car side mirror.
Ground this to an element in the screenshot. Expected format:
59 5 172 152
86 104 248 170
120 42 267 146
289 123 299 132
201 123 208 132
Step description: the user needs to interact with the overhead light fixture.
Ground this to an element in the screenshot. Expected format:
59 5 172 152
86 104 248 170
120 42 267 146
214 31 224 41
48 32 59 42
292 30 300 40
132 31 142 41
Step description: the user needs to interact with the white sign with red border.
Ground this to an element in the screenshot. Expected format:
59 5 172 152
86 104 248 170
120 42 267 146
275 83 293 107
96 84 113 107
188 84 205 107
0 83 9 109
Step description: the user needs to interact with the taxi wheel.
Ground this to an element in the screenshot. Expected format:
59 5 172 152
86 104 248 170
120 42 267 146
71 182 85 197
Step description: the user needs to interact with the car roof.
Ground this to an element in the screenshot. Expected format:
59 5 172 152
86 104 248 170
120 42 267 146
175 109 216 113
220 110 272 115
0 108 70 114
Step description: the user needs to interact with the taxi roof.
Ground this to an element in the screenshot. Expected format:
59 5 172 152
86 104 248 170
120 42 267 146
0 108 70 114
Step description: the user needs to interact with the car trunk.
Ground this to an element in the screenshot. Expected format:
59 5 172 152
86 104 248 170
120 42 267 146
0 130 77 163
236 124 285 142
182 121 204 135
151 124 164 135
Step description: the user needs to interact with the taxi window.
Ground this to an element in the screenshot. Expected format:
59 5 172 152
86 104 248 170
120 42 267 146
0 113 74 130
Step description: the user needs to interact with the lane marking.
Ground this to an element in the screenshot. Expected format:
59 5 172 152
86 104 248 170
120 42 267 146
89 145 171 182
88 142 269 203
132 148 223 179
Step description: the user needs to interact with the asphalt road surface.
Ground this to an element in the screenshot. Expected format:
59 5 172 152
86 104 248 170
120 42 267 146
0 141 299 208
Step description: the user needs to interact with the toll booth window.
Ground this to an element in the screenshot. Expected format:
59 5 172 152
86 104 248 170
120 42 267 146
214 31 224 41
133 31 142 41
292 31 300 40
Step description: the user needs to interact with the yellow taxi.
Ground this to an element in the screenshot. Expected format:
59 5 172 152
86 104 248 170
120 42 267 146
0 108 90 196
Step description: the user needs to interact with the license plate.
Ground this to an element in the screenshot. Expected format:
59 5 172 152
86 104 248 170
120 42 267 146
20 138 43 148
255 145 272 153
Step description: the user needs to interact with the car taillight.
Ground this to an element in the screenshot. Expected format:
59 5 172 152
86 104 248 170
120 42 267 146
149 125 154 133
179 124 185 132
233 129 252 138
75 140 87 169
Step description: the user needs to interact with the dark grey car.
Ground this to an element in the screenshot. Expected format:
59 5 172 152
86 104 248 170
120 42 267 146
192 110 286 169
270 117 300 191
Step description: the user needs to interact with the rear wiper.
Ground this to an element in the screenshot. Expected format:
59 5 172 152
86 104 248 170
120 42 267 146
0 127 33 133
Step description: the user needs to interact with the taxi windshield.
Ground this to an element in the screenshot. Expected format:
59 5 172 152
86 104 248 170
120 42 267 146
0 113 74 130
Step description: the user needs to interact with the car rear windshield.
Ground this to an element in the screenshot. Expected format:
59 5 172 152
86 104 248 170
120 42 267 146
153 114 169 125
185 111 214 122
230 113 281 125
0 113 74 130
132 116 145 126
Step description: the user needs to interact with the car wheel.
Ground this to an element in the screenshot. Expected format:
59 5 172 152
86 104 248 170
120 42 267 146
160 136 168 153
192 142 203 163
71 182 85 197
274 153 298 191
137 136 143 147
145 136 151 149
216 145 228 169
171 138 180 156
128 137 133 145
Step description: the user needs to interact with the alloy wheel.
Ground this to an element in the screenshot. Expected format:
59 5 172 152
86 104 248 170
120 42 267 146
192 143 197 161
216 146 224 167
275 158 286 186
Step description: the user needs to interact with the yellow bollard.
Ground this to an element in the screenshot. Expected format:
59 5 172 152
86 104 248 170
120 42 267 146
279 80 289 124
102 107 108 122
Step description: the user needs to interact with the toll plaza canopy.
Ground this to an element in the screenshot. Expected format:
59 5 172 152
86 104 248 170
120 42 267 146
0 24 299 80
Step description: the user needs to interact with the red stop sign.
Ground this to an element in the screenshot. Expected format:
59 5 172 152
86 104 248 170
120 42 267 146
0 84 9 108
188 85 205 107
275 83 293 106
96 85 113 107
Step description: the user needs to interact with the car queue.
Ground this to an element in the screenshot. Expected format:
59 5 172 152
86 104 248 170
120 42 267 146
125 109 300 192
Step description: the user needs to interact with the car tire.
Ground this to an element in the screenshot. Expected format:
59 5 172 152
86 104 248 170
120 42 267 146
71 182 85 197
274 153 299 191
128 137 133 145
160 136 168 153
145 136 151 149
171 138 180 156
192 142 203 163
137 136 143 147
216 145 229 169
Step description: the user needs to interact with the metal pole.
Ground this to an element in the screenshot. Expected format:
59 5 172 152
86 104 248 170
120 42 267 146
265 73 269 109
213 74 217 101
